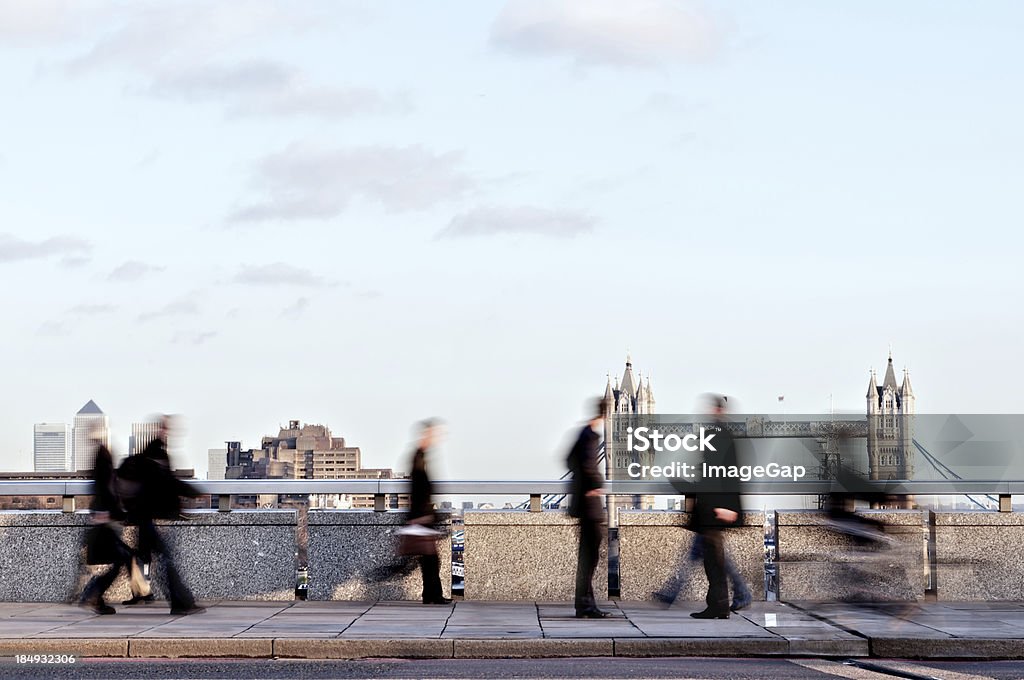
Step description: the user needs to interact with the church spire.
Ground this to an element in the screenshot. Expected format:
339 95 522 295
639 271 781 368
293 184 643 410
900 368 914 397
620 353 637 397
866 370 878 399
882 353 898 390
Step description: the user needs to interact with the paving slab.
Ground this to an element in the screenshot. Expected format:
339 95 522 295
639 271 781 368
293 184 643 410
0 599 1020 659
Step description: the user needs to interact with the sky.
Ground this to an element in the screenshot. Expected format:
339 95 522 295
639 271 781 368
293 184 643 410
2 1 1023 481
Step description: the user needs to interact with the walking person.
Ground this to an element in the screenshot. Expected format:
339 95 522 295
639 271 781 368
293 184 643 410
80 430 133 615
406 419 450 605
118 416 204 616
567 397 609 619
655 533 752 612
687 394 743 619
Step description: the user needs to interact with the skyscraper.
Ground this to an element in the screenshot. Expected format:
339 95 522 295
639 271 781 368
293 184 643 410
129 421 161 456
33 423 70 472
72 400 109 471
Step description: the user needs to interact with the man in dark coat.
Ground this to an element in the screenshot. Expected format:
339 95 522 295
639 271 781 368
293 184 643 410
688 395 743 619
408 419 449 605
567 397 608 618
118 416 203 615
80 433 132 614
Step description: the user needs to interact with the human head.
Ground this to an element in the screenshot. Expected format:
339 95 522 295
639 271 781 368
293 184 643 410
417 418 443 450
705 393 728 416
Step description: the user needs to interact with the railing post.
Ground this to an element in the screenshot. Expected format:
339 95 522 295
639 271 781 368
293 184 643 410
218 494 232 512
529 494 542 512
62 496 75 513
999 494 1012 513
374 494 386 512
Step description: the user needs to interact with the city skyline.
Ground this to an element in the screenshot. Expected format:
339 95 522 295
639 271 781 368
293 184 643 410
3 2 1023 481
7 347 982 480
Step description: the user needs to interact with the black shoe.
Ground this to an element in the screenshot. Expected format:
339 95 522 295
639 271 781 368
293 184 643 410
122 594 154 606
169 605 206 616
422 597 452 605
730 594 752 611
81 600 115 615
575 608 611 619
690 608 730 619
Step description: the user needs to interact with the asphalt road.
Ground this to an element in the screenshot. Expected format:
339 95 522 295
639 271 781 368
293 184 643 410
2 657 1024 680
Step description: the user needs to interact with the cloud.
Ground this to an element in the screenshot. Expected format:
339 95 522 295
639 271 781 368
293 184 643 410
62 3 314 75
491 0 726 69
228 143 474 222
37 320 70 337
68 304 116 315
235 264 327 287
172 330 217 346
59 254 92 268
281 297 310 319
0 0 105 46
147 60 411 119
37 4 395 120
0 233 91 264
137 295 200 322
107 260 165 282
438 206 596 240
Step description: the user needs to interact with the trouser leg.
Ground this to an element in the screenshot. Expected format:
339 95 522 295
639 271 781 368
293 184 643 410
141 520 195 609
82 555 127 605
703 529 729 612
420 553 443 601
574 519 601 612
725 550 751 599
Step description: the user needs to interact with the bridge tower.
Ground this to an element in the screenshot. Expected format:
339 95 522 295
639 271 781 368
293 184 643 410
603 354 656 527
866 350 916 508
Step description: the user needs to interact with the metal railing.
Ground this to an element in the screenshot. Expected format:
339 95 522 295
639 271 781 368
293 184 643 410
0 479 1018 512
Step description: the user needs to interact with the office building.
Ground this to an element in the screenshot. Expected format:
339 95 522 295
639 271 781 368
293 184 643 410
72 400 109 471
33 423 70 472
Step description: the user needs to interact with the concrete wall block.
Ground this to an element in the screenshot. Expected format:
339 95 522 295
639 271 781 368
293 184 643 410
307 511 451 601
617 511 766 602
463 511 606 601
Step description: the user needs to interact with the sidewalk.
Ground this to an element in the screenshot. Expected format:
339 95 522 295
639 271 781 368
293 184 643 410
1 600 1023 659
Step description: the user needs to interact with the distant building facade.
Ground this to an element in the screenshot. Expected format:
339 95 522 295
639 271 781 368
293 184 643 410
216 420 404 509
207 446 228 480
72 400 109 471
33 423 71 472
129 421 161 456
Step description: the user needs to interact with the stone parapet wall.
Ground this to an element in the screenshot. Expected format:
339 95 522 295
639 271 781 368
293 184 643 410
307 511 451 601
0 510 297 602
462 511 607 601
617 510 766 602
775 510 925 602
933 511 1024 601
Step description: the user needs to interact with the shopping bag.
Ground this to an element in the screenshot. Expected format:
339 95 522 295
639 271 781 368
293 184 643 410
130 558 152 597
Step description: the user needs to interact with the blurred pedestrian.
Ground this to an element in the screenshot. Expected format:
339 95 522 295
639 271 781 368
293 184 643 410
404 419 450 605
686 394 743 619
567 397 609 618
117 416 204 616
80 430 133 615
